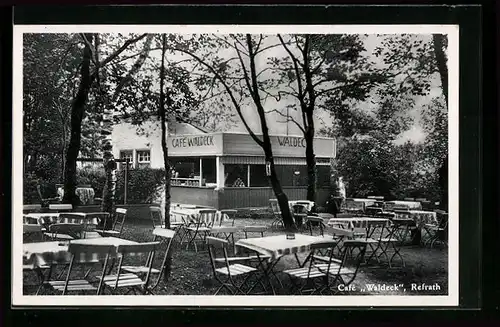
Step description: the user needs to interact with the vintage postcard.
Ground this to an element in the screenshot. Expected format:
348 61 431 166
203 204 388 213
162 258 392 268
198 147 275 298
12 24 459 307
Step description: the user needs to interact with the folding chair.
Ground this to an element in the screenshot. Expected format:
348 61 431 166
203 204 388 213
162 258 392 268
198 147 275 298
376 218 410 268
23 224 43 243
391 213 417 243
242 225 267 239
48 204 73 212
40 243 115 295
269 199 283 228
206 236 259 295
209 226 239 253
283 240 342 295
185 209 216 252
304 216 326 236
122 228 176 294
314 226 354 261
319 240 368 295
59 213 100 239
95 208 127 237
218 209 238 227
423 213 448 248
150 206 165 228
99 242 160 295
44 223 85 241
23 204 42 214
82 212 110 239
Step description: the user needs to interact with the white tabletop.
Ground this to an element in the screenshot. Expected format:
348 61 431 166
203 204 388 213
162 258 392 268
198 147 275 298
236 234 325 260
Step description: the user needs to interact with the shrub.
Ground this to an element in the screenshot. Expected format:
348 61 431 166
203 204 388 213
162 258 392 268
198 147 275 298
77 167 165 205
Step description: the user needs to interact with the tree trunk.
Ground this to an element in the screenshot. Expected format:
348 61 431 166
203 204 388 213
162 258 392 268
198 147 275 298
63 33 93 206
159 33 172 282
264 148 295 231
432 34 448 106
304 115 317 202
433 34 448 211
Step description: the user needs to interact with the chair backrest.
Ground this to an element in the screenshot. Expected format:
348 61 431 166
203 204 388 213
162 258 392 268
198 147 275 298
198 209 218 226
23 204 42 213
206 236 231 276
64 243 116 295
219 209 238 226
113 208 128 233
49 223 85 239
115 242 160 289
150 206 163 228
49 204 73 212
327 226 355 238
305 216 325 236
269 199 280 214
85 212 111 229
149 228 177 290
242 225 267 238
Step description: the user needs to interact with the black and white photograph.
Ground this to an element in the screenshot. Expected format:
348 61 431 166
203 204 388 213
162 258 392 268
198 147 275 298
12 24 459 306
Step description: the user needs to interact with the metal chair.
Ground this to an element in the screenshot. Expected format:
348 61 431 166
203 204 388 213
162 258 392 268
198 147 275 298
269 199 283 228
95 208 127 237
44 223 85 241
218 209 238 227
122 228 176 294
206 236 259 295
185 209 216 252
41 243 115 295
98 242 160 295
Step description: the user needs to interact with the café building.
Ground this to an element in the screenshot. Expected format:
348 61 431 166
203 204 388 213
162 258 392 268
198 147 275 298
112 120 336 209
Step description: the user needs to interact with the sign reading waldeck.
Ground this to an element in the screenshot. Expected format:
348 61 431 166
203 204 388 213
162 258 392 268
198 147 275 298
168 133 335 158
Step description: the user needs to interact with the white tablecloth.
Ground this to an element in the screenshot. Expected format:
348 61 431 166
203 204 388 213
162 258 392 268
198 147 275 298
235 234 325 261
327 217 389 229
23 237 137 268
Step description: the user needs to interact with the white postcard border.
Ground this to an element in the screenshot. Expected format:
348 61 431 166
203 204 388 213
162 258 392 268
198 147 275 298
12 24 460 307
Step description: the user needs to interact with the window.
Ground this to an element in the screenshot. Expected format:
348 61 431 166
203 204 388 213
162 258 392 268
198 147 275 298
119 151 133 170
224 164 248 187
137 150 151 169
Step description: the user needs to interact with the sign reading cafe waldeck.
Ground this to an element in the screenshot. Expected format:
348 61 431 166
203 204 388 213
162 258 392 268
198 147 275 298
168 133 336 158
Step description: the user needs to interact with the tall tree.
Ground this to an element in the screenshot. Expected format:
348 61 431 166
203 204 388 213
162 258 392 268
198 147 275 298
60 33 149 208
265 34 384 201
62 33 94 205
173 34 296 229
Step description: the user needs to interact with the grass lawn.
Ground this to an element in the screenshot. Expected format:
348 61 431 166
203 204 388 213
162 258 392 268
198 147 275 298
23 210 448 296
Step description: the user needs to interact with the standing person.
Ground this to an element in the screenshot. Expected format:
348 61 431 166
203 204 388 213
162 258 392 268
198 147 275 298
327 194 340 218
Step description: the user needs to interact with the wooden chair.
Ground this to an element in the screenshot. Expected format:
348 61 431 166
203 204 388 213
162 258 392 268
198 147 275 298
83 212 110 238
206 236 259 295
304 216 325 236
98 242 160 295
150 206 165 228
218 209 238 227
41 243 115 295
122 228 176 294
242 225 267 239
44 223 85 241
185 209 216 252
269 199 283 228
284 239 367 295
37 185 61 207
48 204 73 212
95 208 127 237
